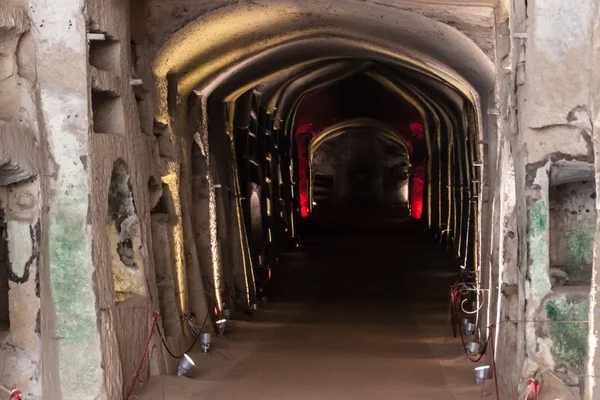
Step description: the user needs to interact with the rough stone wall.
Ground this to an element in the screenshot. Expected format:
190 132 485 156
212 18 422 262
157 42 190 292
8 0 600 399
0 4 44 399
507 0 599 397
85 0 176 396
20 0 181 397
25 0 106 397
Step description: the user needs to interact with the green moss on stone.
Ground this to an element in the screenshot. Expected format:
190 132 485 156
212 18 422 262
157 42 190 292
529 201 551 298
530 201 548 236
49 211 96 341
546 297 589 375
567 231 592 271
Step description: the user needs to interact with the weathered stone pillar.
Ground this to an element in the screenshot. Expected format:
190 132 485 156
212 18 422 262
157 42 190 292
30 0 104 398
514 0 597 398
0 4 44 398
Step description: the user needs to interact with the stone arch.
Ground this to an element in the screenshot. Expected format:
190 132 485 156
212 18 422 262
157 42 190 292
153 2 494 122
308 118 410 208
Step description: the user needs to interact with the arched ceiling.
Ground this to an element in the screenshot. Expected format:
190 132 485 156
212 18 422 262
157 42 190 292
309 118 411 164
152 0 496 125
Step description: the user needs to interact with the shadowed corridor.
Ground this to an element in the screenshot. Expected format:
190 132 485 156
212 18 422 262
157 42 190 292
139 208 483 399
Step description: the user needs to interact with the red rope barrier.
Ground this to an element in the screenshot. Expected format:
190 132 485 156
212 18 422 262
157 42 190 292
7 385 22 400
489 323 499 400
125 312 159 400
524 379 539 400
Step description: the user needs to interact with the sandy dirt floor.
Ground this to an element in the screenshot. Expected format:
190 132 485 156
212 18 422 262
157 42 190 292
135 210 494 400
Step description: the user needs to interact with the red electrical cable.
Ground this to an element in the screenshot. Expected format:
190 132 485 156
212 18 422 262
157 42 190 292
125 312 159 400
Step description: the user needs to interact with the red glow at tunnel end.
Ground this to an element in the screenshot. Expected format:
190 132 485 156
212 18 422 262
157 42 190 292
411 164 425 219
300 192 309 218
411 178 424 219
296 122 315 218
410 122 424 140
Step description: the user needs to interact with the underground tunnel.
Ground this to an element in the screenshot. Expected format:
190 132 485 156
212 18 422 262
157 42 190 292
0 0 599 399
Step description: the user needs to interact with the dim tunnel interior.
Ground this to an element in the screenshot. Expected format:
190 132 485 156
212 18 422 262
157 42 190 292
132 2 499 398
6 0 600 398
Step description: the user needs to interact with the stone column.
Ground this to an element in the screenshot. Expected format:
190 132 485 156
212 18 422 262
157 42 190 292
0 3 52 399
515 0 597 398
30 0 104 398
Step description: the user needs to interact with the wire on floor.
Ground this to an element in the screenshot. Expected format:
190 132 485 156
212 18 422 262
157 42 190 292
211 348 232 362
156 310 210 359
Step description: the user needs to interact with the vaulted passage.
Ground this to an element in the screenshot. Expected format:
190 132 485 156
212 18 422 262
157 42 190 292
138 207 478 399
135 5 495 392
3 0 600 399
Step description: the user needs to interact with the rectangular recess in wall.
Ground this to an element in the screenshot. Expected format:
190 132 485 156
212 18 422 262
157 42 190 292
549 179 596 288
91 89 125 135
89 38 121 76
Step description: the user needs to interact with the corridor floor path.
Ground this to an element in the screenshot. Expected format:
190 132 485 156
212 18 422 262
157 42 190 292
138 209 487 400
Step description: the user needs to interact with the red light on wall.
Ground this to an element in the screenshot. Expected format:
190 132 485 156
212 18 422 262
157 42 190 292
296 126 314 219
411 177 424 219
300 192 309 218
410 122 424 140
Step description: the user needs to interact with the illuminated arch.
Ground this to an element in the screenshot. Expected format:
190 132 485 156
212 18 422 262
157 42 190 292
307 118 411 212
153 1 495 125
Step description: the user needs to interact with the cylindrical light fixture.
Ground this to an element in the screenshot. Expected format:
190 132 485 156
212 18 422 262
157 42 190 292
466 341 481 355
201 333 212 353
465 322 476 337
177 354 195 376
474 366 491 383
216 319 227 335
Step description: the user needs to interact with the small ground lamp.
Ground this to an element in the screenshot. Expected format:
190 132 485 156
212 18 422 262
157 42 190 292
201 333 212 353
465 322 476 337
259 287 268 303
466 341 481 356
216 319 227 335
474 365 491 383
177 354 195 376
